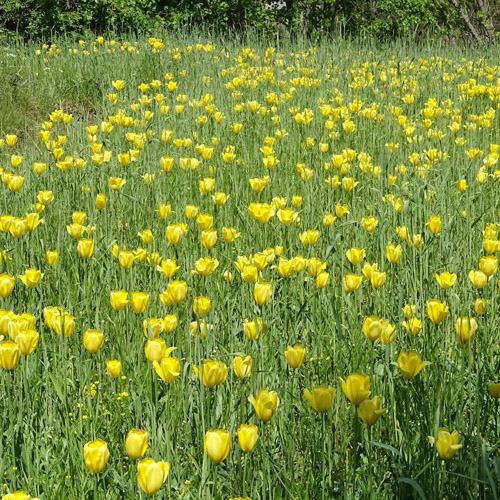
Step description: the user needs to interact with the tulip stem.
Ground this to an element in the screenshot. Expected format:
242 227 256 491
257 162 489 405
212 465 218 499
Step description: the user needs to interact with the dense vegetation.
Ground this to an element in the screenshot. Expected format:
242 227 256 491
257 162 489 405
0 0 499 42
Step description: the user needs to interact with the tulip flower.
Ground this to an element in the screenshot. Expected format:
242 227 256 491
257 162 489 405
386 244 402 263
166 223 187 245
45 250 59 266
83 329 104 353
284 345 306 369
17 268 43 289
193 296 211 318
304 385 335 413
51 311 76 337
106 360 122 378
248 389 279 422
0 274 15 298
125 429 148 460
357 396 385 425
110 290 129 311
144 338 168 363
14 329 39 355
0 341 21 370
426 215 442 234
299 230 320 245
153 354 180 383
307 258 326 277
343 274 362 293
118 250 135 269
237 424 258 453
137 458 170 495
316 271 330 288
490 383 500 399
434 272 456 290
479 256 498 277
163 315 178 333
83 439 110 473
435 428 461 460
204 430 231 463
2 490 33 500
346 247 366 265
196 213 214 231
248 203 275 223
362 316 386 343
397 351 430 379
157 259 179 278
243 317 268 340
233 355 252 380
455 317 478 347
193 257 219 277
254 281 272 306
469 270 488 289
202 360 228 388
427 299 449 324
402 317 422 335
77 239 95 259
340 373 370 405
361 216 378 232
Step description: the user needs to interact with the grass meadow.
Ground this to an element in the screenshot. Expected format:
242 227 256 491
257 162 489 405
1 33 500 499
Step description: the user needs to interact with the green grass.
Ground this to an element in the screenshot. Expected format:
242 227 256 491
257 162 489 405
1 32 500 499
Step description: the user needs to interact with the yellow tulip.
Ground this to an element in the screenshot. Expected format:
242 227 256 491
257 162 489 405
137 458 170 495
380 324 396 344
204 430 230 463
163 315 178 333
346 247 366 265
130 292 149 314
237 424 258 453
254 281 272 307
185 205 199 219
343 274 362 293
386 244 402 264
455 317 478 347
153 354 180 383
357 396 385 425
2 490 32 499
222 226 241 243
402 317 422 335
167 280 188 304
118 250 134 270
397 351 430 379
166 223 187 245
17 268 43 288
435 272 456 290
316 271 330 288
156 259 179 278
469 270 488 289
243 317 268 340
83 439 109 473
340 373 370 405
475 298 489 315
233 355 252 380
479 256 498 277
67 223 85 239
95 193 109 210
0 341 21 370
426 215 442 234
248 203 275 224
144 338 167 363
299 230 320 245
284 345 305 369
196 213 214 231
106 360 122 378
370 270 386 288
143 318 164 338
436 428 461 460
362 316 386 343
110 290 129 311
50 311 76 337
45 250 59 266
307 258 326 278
361 216 378 232
490 383 500 399
199 177 215 195
277 208 298 227
248 389 279 422
193 257 219 277
125 429 148 460
202 360 228 388
83 329 104 353
0 274 15 298
14 329 39 356
304 385 335 413
427 299 449 324
109 177 126 190
201 229 217 250
77 239 95 259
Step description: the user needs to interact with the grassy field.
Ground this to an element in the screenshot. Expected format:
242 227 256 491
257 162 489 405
1 33 500 499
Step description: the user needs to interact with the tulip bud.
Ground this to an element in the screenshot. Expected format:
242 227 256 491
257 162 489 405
137 458 170 495
304 385 335 413
0 341 21 370
427 299 449 325
284 345 305 369
110 290 129 311
77 239 95 259
343 274 362 293
233 355 252 380
0 274 15 298
130 292 149 314
202 360 228 388
83 329 104 353
248 389 279 422
254 281 272 307
193 296 211 318
45 250 59 266
204 430 230 464
106 360 122 378
340 373 370 405
125 429 148 460
83 439 110 473
237 424 258 453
